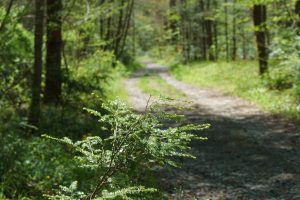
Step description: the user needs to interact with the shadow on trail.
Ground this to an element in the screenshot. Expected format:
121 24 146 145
126 63 300 199
164 109 300 200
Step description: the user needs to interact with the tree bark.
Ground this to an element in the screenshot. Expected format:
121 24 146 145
224 0 229 62
199 0 207 60
295 0 300 34
232 0 237 60
253 4 268 75
204 0 215 61
117 0 134 59
205 19 214 60
28 0 45 128
180 0 190 62
169 0 178 43
44 0 63 104
241 24 247 60
213 0 218 60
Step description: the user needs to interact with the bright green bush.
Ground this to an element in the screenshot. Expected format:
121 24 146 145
44 99 209 199
269 28 300 96
0 7 33 115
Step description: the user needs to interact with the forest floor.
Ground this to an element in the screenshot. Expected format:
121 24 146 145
124 61 300 200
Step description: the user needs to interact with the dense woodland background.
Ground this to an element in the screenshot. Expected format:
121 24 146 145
0 0 300 199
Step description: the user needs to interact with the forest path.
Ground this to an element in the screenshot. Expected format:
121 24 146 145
124 61 300 200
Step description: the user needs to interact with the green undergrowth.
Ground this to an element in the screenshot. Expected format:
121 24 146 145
0 52 137 199
171 61 300 120
139 73 186 100
104 59 143 101
103 71 129 101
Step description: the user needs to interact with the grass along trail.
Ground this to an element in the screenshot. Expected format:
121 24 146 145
125 61 300 199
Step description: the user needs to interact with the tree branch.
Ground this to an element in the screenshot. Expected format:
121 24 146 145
0 0 14 33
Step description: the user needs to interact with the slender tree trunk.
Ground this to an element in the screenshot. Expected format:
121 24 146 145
253 4 268 75
232 0 237 60
98 0 105 39
118 0 134 59
204 0 215 61
213 0 218 60
104 0 113 51
295 0 300 34
180 0 189 62
0 0 14 33
241 24 247 60
214 21 218 60
28 0 45 128
169 0 178 43
205 19 214 61
114 0 125 56
224 0 229 62
45 0 63 104
199 0 207 60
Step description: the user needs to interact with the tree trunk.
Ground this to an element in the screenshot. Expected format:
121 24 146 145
28 0 45 128
114 0 125 56
213 0 218 60
241 24 247 60
232 0 237 61
199 0 207 60
224 0 229 62
45 0 63 104
180 0 190 62
169 0 178 43
295 0 300 34
214 21 218 60
117 0 134 59
205 18 214 61
204 0 215 61
99 0 105 39
253 4 268 75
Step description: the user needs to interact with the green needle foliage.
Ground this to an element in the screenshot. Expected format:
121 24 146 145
43 99 209 199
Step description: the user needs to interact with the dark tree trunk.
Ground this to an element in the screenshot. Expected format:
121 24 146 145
204 0 215 61
214 21 218 60
114 0 125 56
295 0 300 33
241 25 247 60
180 0 190 62
99 0 105 39
104 0 113 51
205 18 215 61
45 0 63 104
28 0 45 128
117 0 134 59
199 0 207 60
224 0 229 62
213 0 218 60
296 0 300 16
169 0 178 43
253 4 268 75
232 0 237 61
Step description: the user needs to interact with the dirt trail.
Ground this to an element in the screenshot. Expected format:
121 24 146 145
125 62 300 200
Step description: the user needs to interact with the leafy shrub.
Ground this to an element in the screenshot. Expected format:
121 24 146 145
0 7 33 115
44 99 209 199
64 51 125 104
269 28 300 94
0 133 78 199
